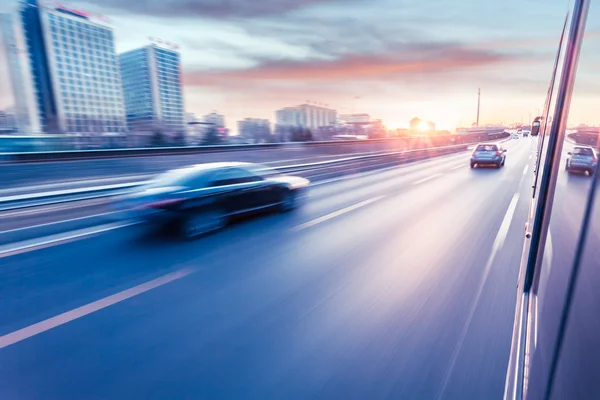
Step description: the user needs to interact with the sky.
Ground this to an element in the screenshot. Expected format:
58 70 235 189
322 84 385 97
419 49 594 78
0 0 599 131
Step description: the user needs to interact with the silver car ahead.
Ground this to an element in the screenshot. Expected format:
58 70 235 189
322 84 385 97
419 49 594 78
566 146 597 176
470 143 507 169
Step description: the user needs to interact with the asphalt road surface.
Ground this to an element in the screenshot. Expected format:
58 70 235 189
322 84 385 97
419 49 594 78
1 137 550 399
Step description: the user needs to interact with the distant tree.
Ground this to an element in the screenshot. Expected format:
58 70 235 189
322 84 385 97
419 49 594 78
290 127 303 142
304 128 313 141
171 131 186 147
274 124 287 142
151 130 166 147
202 125 221 145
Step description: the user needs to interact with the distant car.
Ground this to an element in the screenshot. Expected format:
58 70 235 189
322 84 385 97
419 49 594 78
566 146 597 176
114 162 310 238
522 130 530 137
470 143 507 168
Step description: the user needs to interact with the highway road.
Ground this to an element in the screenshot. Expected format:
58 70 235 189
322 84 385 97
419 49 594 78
0 146 466 243
0 139 437 189
0 137 554 399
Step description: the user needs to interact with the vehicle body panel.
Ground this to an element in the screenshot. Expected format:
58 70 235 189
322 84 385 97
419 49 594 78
113 163 310 229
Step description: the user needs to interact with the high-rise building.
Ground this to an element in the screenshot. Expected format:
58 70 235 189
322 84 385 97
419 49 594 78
20 0 126 134
339 113 371 124
119 44 184 134
202 111 225 128
0 13 40 133
275 103 336 131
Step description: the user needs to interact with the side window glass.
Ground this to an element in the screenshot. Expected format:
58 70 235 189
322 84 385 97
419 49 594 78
211 168 261 186
526 10 596 398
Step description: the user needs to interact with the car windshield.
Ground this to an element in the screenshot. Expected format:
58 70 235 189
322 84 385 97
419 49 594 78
476 145 498 151
573 147 594 156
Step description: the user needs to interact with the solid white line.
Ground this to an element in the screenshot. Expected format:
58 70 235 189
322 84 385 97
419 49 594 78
0 198 110 217
293 196 384 231
0 267 194 349
309 165 400 187
523 165 529 175
0 174 153 197
0 221 138 258
0 211 119 235
307 148 473 188
437 192 520 398
492 193 520 253
451 164 466 170
0 181 143 203
412 173 443 185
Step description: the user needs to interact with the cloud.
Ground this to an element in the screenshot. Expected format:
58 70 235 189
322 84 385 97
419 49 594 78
183 44 519 87
73 0 348 18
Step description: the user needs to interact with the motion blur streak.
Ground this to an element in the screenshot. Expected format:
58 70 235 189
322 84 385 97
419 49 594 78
292 196 384 231
437 192 520 399
0 138 541 399
0 268 194 349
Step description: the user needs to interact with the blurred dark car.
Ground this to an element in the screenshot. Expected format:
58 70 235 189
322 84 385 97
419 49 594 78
470 143 507 168
114 162 310 238
566 146 597 176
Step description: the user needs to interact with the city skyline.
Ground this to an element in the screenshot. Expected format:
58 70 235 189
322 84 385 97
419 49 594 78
2 0 600 132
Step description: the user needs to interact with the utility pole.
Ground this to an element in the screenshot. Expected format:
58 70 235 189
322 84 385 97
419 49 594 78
476 88 481 127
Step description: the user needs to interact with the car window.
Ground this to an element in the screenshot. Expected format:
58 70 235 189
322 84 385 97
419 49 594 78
146 168 207 188
476 145 498 151
211 168 262 186
525 16 597 397
244 164 279 177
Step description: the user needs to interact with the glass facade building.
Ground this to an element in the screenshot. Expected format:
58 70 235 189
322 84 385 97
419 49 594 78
20 0 126 134
0 13 40 133
119 45 184 134
276 104 337 130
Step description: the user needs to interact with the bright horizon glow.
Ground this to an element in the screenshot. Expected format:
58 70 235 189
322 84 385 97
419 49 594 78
0 0 590 133
417 120 429 132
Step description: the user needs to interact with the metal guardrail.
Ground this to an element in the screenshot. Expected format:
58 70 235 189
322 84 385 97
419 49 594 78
1 131 509 162
0 142 474 212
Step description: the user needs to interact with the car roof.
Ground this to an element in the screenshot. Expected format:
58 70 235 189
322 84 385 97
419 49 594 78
189 162 256 171
573 145 594 150
476 143 500 146
159 162 256 177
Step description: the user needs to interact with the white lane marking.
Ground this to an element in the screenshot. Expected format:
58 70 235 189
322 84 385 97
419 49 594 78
529 155 532 160
437 193 520 398
0 211 119 235
451 164 466 170
412 173 444 185
0 221 138 258
0 267 194 349
310 152 465 188
0 198 110 218
0 174 153 197
0 181 142 203
523 165 529 175
309 166 398 187
293 196 384 231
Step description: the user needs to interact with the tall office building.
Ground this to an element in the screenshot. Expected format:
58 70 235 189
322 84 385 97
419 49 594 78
275 103 337 131
202 111 225 128
0 13 40 133
20 0 126 134
119 44 184 134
